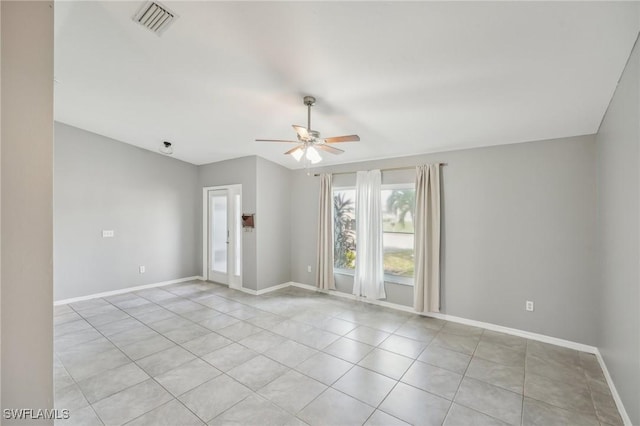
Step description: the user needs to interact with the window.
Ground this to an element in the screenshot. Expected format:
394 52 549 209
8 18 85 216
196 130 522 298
382 186 415 278
333 184 415 280
333 188 356 270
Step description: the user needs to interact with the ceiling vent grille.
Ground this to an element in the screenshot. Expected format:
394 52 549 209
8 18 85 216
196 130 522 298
133 1 176 35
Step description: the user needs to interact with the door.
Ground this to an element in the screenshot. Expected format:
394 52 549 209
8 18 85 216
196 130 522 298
207 186 242 288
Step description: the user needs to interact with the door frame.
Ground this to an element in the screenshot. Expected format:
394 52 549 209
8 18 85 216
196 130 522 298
202 184 243 289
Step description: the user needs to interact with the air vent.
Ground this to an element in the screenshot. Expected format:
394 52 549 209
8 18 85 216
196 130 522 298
133 1 176 35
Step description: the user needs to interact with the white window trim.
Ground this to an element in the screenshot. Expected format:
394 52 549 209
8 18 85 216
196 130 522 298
334 268 414 287
381 182 415 190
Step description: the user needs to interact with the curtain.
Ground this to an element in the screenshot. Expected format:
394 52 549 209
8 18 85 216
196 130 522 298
414 164 441 312
353 170 386 299
316 173 335 290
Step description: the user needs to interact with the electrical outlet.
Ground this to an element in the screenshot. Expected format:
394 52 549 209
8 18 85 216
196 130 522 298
139 266 146 274
525 301 534 312
102 230 114 238
307 265 312 273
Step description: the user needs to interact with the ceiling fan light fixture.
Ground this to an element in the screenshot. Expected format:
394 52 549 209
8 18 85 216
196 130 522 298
256 95 359 164
306 146 322 164
290 146 304 161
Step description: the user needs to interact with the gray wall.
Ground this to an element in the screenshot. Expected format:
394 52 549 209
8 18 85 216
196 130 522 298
54 123 199 301
291 135 598 345
596 34 640 424
1 1 54 420
256 157 291 290
198 156 258 290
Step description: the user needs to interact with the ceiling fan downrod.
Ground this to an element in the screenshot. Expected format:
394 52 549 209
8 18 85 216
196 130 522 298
303 96 315 131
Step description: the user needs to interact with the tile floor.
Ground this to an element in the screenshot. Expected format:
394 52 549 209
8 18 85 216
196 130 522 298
54 281 623 426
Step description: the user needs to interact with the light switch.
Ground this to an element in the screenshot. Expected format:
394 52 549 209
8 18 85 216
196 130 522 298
102 230 114 238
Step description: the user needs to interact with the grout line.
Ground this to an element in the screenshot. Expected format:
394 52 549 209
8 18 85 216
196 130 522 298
441 328 482 424
133 284 358 423
52 353 104 425
134 286 302 423
59 285 311 423
193 286 409 422
66 292 208 424
522 339 529 426
229 286 609 425
58 283 607 426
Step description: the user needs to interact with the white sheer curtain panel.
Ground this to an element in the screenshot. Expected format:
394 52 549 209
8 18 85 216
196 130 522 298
413 164 441 312
316 173 336 290
353 169 386 299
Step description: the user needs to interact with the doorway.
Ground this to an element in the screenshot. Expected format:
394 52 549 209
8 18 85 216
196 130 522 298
203 185 242 289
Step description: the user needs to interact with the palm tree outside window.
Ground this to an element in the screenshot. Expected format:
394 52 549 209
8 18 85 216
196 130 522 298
333 185 415 278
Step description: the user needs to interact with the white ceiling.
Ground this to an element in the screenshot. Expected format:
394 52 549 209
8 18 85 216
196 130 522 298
54 1 639 168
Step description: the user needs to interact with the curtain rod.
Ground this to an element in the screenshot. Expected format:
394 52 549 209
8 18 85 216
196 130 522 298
312 163 447 177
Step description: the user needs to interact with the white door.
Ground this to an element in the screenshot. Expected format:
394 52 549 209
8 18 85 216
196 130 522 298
207 186 242 288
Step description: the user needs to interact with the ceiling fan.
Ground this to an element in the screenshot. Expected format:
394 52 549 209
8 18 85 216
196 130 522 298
256 96 360 164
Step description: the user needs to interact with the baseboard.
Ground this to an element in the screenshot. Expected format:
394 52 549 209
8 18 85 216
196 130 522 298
428 313 598 354
594 349 633 426
239 282 292 296
289 282 598 354
291 281 418 311
54 276 204 306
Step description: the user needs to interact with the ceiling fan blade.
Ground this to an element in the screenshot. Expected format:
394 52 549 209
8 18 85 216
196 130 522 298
317 144 344 155
255 139 299 143
284 145 304 155
323 135 360 143
292 125 309 139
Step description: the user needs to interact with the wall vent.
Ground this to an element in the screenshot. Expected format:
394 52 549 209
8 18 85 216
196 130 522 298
133 1 177 35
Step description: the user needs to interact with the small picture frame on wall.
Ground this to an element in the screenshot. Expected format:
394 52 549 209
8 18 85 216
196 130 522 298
242 214 255 228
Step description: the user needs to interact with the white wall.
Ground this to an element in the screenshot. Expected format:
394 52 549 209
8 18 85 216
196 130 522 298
596 32 640 425
1 1 54 421
54 123 200 301
291 135 598 345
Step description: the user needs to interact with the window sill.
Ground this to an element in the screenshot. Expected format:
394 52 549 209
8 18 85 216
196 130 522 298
333 269 414 287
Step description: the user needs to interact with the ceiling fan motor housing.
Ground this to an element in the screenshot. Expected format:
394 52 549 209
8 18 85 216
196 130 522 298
297 130 320 143
303 96 316 106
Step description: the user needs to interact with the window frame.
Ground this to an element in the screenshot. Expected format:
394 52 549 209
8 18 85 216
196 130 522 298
332 186 357 272
332 183 416 286
381 182 416 284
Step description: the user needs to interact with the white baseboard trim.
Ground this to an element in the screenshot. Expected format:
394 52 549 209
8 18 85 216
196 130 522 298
54 276 204 306
594 349 632 426
291 281 418 311
239 282 292 296
427 313 598 354
289 282 598 353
